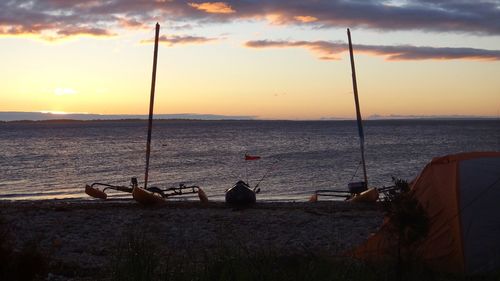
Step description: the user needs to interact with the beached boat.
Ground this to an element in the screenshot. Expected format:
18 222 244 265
85 177 208 204
84 23 208 204
225 180 256 205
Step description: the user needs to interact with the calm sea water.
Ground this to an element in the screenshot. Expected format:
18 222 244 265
0 120 498 201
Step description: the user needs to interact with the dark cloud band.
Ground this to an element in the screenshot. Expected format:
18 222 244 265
1 0 499 40
245 39 500 61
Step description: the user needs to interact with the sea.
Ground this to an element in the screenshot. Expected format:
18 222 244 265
0 119 498 201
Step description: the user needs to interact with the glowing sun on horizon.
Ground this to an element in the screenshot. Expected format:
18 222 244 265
40 111 68 115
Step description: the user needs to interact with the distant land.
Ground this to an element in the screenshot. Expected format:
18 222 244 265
0 112 497 122
321 114 498 121
0 112 255 122
366 114 498 120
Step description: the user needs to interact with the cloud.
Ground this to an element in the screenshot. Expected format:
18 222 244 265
182 0 500 34
245 39 500 61
293 16 318 23
356 44 500 61
118 17 147 29
245 40 344 60
56 27 116 37
141 34 218 46
188 2 235 14
0 0 499 42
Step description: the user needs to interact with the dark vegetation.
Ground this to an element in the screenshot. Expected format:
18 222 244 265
108 229 374 281
382 177 429 251
381 177 431 280
0 213 48 281
106 228 499 281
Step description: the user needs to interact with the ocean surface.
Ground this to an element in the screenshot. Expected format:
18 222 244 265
0 119 498 201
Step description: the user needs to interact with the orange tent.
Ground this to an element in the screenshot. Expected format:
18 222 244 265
354 151 500 274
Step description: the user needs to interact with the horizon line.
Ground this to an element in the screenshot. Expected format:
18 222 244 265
0 111 498 122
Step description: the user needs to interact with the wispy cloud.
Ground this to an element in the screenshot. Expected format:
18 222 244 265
245 39 500 61
141 34 218 46
118 17 147 30
188 2 235 14
56 27 115 37
356 44 500 61
0 0 499 41
293 16 318 23
245 40 344 60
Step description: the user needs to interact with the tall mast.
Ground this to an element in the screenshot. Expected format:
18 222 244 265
144 22 160 189
347 28 368 187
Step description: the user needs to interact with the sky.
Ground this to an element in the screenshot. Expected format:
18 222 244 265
1 0 499 120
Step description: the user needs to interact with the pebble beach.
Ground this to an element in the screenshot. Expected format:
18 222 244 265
0 199 383 279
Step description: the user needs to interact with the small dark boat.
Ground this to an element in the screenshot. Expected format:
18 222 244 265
225 180 256 205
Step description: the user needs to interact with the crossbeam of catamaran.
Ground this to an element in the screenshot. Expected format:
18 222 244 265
85 23 208 204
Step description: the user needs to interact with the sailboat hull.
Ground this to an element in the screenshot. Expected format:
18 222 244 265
349 187 379 203
85 185 107 200
225 181 256 205
133 186 165 205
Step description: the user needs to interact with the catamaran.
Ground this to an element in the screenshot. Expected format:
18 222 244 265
85 23 208 204
310 29 380 203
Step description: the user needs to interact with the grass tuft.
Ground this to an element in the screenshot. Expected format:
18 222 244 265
107 229 500 281
110 230 162 281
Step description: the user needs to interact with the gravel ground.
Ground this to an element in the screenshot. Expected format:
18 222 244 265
0 199 384 279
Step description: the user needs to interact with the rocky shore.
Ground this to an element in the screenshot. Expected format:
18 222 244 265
0 199 383 279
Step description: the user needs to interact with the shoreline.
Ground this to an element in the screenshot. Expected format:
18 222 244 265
0 199 383 279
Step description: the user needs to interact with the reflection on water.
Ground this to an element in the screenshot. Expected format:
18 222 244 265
0 120 498 201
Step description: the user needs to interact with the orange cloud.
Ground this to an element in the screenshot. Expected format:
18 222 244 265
0 23 54 36
264 14 288 25
294 15 318 23
0 23 115 41
188 2 235 14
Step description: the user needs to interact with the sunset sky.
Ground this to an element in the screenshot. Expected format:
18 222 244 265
1 0 499 119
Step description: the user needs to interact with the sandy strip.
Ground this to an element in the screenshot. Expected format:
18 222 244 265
0 199 383 277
